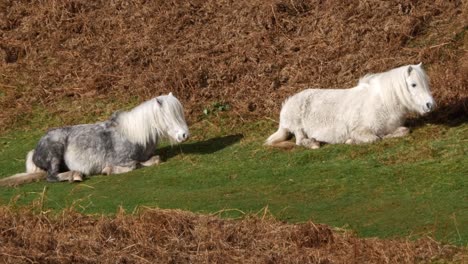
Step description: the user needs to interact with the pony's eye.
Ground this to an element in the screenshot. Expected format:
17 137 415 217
411 83 417 88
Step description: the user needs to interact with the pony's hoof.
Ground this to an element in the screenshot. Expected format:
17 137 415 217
310 143 320 149
140 155 161 167
393 127 410 137
101 166 112 175
152 156 161 166
72 172 83 182
301 138 320 149
147 155 161 166
345 139 355 145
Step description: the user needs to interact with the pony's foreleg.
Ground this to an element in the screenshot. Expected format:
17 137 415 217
102 166 112 175
140 155 161 167
111 166 134 174
346 129 380 144
101 165 135 175
295 130 320 149
57 171 83 182
383 126 410 139
46 157 62 182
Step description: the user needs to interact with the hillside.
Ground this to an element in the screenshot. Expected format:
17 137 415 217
0 2 467 262
0 0 467 131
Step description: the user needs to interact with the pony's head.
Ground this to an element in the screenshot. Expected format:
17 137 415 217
152 92 190 143
116 92 189 146
401 63 435 114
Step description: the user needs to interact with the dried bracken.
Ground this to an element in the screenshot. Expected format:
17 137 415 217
0 0 466 131
0 206 464 263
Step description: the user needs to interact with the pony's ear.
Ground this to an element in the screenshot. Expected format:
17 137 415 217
417 62 423 68
108 111 121 127
169 92 173 97
407 65 413 75
155 98 162 106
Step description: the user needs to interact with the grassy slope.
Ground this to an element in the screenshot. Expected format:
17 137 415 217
0 115 466 246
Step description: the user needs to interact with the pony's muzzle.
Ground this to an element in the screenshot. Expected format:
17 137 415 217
424 101 435 113
176 131 189 143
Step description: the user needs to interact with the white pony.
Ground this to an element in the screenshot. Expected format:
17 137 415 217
266 64 435 148
0 93 189 186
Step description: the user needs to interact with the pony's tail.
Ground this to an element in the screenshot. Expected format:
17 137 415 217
0 150 46 187
265 127 296 149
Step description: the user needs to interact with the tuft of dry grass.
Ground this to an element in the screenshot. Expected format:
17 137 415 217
0 0 467 132
0 205 465 263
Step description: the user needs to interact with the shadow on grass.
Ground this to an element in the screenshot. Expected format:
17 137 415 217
158 134 244 161
406 97 468 128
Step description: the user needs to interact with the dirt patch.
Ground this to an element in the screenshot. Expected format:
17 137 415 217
0 206 464 263
0 0 466 131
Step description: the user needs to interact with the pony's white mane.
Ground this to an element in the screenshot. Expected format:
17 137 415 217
357 65 428 112
115 94 187 146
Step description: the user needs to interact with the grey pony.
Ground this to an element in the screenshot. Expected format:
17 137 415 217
0 93 189 186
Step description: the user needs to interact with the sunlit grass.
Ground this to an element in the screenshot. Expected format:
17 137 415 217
0 117 466 245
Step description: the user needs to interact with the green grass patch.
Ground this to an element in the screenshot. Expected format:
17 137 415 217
0 118 466 246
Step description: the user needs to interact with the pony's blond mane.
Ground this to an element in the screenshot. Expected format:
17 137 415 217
116 94 187 146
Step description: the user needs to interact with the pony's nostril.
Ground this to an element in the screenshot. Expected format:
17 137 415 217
182 133 187 139
426 102 433 110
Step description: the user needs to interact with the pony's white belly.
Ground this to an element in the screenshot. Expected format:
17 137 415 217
305 127 349 144
280 89 356 144
64 145 106 175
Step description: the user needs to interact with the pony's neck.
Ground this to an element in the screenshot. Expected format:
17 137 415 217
115 101 160 147
371 69 410 120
